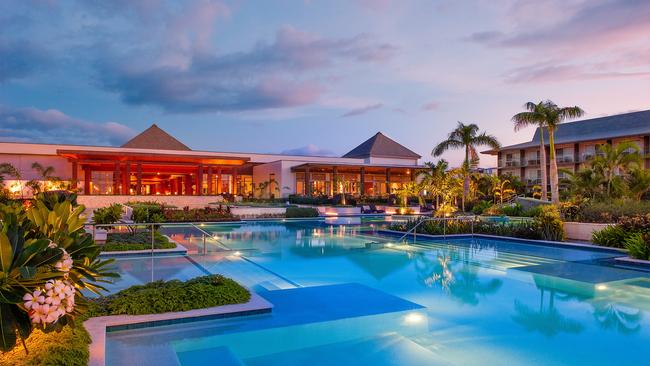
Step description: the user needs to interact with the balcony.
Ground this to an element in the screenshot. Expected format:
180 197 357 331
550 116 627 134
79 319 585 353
527 159 541 166
556 156 574 164
503 160 520 167
526 178 542 185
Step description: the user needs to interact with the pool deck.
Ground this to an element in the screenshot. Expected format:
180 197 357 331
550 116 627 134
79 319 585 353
85 292 273 366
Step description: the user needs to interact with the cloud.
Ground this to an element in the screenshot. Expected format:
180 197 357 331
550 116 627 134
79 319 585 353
467 1 650 84
340 103 383 117
469 0 650 52
0 39 48 82
281 144 335 156
504 62 650 83
96 25 396 113
421 100 440 111
0 105 135 145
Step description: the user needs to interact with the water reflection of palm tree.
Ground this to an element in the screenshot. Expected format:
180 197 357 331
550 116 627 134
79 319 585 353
413 242 502 306
512 285 584 337
592 300 642 334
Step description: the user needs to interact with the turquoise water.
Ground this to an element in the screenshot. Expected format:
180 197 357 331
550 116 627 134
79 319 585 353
105 219 650 365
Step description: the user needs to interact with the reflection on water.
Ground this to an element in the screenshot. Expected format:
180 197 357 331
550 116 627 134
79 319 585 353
413 242 503 305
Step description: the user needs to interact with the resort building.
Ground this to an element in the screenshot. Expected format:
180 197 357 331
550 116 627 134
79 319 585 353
0 124 422 206
482 109 650 189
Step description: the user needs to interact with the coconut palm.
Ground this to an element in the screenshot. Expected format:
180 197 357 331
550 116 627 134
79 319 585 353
433 122 500 211
626 168 650 201
512 101 584 203
592 142 642 197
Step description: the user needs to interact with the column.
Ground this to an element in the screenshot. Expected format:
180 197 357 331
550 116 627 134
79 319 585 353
124 162 131 195
113 162 121 195
177 177 183 195
185 174 193 195
305 167 311 196
360 167 365 196
136 163 142 195
232 168 238 195
216 168 222 194
519 149 525 178
197 165 204 196
71 161 78 191
207 166 213 195
332 167 338 195
385 168 390 195
83 167 91 195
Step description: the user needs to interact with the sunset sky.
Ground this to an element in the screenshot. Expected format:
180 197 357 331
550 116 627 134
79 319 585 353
1 0 648 167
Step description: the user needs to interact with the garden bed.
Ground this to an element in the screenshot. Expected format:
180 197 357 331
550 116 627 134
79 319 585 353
0 275 251 366
101 231 176 252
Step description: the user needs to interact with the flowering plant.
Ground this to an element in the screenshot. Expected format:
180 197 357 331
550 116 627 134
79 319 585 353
0 194 117 352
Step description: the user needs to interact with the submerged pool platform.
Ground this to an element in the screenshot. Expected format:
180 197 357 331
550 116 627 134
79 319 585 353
103 218 650 365
107 283 429 366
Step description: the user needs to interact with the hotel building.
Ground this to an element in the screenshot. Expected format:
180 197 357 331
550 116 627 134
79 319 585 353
0 124 423 207
482 110 650 189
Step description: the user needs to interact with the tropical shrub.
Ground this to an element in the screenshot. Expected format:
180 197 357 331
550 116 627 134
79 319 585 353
534 205 565 241
520 205 543 217
0 196 116 352
285 207 319 218
93 275 250 315
591 225 629 248
92 203 123 224
163 206 235 222
130 202 164 223
287 195 331 205
389 218 541 240
484 203 523 216
592 213 650 249
471 200 492 215
625 232 650 260
625 233 650 260
571 199 650 223
102 232 175 252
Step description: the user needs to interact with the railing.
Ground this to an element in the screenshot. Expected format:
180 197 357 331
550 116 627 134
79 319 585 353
527 159 540 166
92 222 161 256
556 156 574 163
504 161 520 167
526 178 542 185
89 221 231 256
396 216 477 244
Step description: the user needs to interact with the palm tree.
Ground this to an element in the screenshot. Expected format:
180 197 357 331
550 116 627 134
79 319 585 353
433 122 500 211
592 142 642 197
561 168 602 199
626 168 650 201
492 177 516 204
0 163 23 198
512 101 584 203
417 160 449 209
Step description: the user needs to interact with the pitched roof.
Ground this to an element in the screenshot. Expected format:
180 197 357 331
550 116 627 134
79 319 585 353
121 124 191 151
485 109 650 153
342 132 421 159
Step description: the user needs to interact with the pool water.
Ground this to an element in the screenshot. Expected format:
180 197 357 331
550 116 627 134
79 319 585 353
105 219 650 365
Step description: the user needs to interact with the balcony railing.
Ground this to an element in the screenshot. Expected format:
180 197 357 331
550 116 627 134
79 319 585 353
504 160 520 167
556 156 574 164
526 178 542 185
527 159 540 166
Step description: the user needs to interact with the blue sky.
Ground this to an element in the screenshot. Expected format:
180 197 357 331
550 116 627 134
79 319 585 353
1 0 649 167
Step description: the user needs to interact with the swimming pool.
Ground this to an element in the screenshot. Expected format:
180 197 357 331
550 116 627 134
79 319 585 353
105 219 650 365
